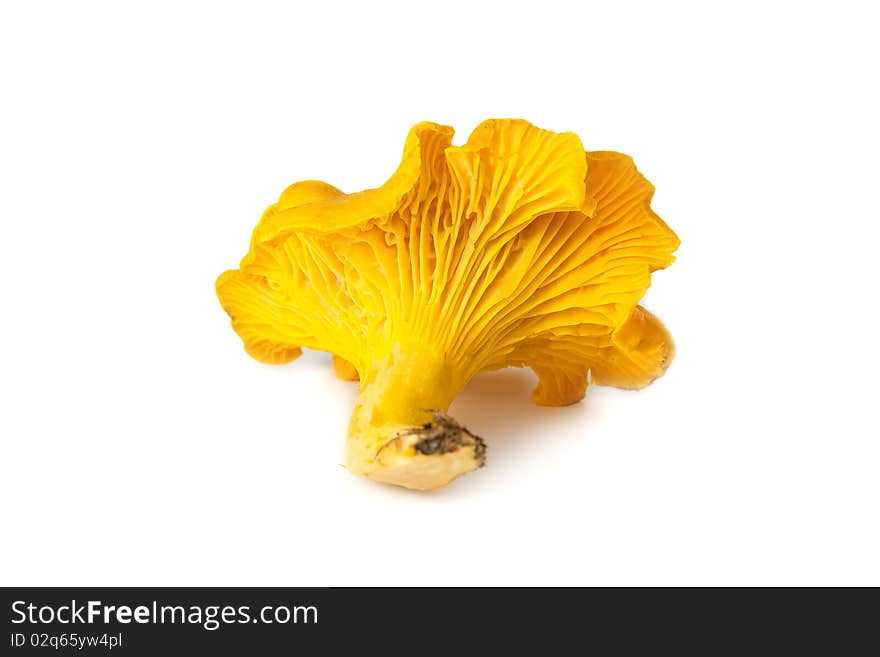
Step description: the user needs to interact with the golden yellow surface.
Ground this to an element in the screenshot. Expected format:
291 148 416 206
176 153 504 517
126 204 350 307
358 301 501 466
217 119 679 490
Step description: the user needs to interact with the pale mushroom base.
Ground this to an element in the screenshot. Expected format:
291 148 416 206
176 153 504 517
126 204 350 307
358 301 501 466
349 412 486 491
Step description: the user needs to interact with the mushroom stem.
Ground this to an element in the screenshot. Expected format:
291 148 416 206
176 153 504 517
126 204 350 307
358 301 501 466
344 344 485 490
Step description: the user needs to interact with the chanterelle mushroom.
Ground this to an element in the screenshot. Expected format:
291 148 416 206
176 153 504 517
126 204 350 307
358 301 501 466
217 119 679 490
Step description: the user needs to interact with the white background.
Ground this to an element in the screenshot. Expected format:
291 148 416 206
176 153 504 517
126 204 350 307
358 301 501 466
1 1 878 586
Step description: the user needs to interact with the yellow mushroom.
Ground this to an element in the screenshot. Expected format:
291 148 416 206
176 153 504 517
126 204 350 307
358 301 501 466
217 119 679 490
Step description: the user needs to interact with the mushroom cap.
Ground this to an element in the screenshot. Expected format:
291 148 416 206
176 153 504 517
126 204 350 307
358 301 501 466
217 119 679 402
